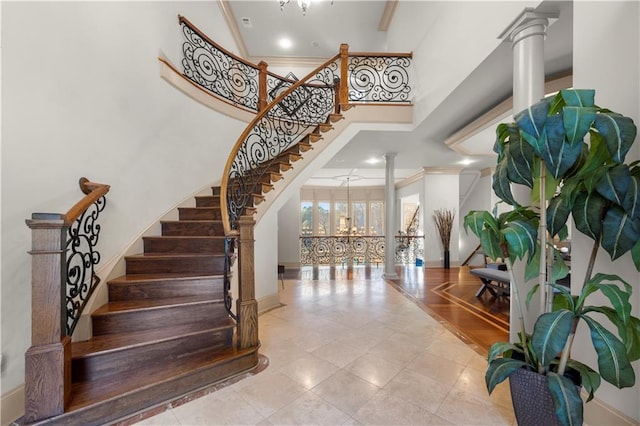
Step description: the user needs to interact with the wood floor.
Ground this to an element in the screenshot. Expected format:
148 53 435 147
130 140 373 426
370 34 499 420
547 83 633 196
294 265 509 357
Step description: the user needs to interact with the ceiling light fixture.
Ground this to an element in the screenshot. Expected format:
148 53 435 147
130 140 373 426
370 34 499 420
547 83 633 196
279 0 333 16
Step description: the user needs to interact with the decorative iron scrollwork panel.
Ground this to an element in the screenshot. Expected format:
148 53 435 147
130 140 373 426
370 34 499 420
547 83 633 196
181 22 260 111
300 235 424 265
348 56 412 103
65 197 106 335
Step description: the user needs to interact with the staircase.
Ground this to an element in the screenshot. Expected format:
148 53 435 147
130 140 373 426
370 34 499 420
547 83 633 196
30 187 257 425
27 112 344 424
22 25 413 423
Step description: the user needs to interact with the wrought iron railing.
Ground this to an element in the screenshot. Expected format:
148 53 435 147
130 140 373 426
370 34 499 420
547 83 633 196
63 178 110 335
180 16 261 112
347 54 413 103
178 17 414 115
300 235 424 266
221 57 341 235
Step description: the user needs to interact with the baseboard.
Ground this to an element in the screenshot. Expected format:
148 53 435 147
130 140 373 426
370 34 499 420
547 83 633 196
584 396 638 426
257 292 281 314
1 385 24 426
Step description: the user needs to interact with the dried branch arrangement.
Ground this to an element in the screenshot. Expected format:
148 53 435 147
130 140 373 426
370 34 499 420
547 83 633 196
433 208 455 251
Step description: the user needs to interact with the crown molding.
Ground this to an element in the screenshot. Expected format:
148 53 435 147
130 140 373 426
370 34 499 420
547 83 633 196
378 0 399 31
217 0 249 58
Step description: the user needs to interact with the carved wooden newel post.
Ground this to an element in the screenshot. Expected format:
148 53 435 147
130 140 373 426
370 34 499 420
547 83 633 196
24 213 71 422
236 215 259 349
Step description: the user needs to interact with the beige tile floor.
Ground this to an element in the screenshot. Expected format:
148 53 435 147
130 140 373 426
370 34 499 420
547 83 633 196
135 274 515 425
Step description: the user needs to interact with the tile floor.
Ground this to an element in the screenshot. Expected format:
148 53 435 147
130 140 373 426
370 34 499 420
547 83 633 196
135 274 515 425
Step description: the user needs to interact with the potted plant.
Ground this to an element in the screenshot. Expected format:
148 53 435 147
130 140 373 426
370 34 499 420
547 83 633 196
464 89 640 426
434 208 455 269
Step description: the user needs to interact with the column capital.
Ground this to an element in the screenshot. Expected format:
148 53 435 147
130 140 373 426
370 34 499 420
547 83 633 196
383 152 397 160
498 8 558 44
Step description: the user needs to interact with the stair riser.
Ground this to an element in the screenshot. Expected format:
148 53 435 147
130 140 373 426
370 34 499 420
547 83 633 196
92 302 229 336
195 196 221 207
54 350 259 426
125 256 226 275
143 237 225 254
108 278 225 301
161 222 224 236
178 208 222 220
72 328 234 383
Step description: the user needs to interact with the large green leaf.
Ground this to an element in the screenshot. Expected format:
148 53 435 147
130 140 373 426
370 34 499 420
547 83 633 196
601 206 640 260
564 359 601 402
492 160 517 206
515 99 549 141
485 358 528 394
561 89 595 107
480 228 504 261
493 123 511 158
623 175 640 219
507 133 535 188
541 115 583 179
532 310 573 367
547 195 571 237
594 113 638 164
582 315 636 388
562 106 597 144
572 192 605 240
632 238 640 272
595 164 630 206
502 219 537 261
586 307 640 362
547 371 583 426
463 210 496 238
487 341 523 363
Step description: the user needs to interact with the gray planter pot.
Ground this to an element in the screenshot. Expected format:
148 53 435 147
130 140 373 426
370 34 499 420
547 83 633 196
509 368 560 426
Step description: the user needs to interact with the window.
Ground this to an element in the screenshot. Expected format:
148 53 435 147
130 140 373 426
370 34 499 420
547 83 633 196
352 202 366 235
317 202 330 235
369 201 384 235
335 202 347 234
300 201 313 235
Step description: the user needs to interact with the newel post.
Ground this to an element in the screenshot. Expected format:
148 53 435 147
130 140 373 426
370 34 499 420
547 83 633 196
24 213 71 422
339 43 349 108
258 61 268 112
236 215 259 349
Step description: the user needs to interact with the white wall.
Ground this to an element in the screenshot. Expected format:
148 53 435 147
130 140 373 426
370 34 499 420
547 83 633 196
459 170 493 266
387 1 541 125
254 206 280 310
572 1 640 421
422 173 460 266
277 192 302 267
1 1 244 401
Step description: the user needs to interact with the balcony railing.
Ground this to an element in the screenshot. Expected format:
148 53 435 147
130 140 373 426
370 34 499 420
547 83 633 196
300 235 424 266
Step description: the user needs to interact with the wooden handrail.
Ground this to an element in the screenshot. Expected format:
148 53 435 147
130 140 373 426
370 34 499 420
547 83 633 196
220 50 343 236
63 177 110 225
348 51 413 58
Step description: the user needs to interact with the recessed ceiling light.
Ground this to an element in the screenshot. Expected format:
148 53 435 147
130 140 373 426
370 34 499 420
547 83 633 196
278 38 293 49
458 158 474 166
365 157 382 165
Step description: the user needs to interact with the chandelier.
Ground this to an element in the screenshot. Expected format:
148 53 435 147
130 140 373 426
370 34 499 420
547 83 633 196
279 0 333 15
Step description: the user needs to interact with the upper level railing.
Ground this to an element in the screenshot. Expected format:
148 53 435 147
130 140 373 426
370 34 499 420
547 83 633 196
180 16 413 117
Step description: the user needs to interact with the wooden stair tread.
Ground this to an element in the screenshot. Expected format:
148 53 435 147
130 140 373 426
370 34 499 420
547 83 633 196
72 319 235 358
108 273 225 284
125 253 226 258
160 220 223 224
67 346 258 411
92 295 223 315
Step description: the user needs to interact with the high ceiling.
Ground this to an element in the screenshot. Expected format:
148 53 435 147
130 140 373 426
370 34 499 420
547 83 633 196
223 0 574 187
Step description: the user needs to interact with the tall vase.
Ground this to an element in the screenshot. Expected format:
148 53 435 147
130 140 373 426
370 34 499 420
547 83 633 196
444 250 450 269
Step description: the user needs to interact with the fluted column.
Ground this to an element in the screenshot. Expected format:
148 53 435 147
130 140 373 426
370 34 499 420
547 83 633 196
383 153 398 279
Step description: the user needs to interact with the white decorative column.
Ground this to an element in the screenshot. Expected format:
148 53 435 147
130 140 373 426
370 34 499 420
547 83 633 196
499 8 557 341
383 152 398 279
